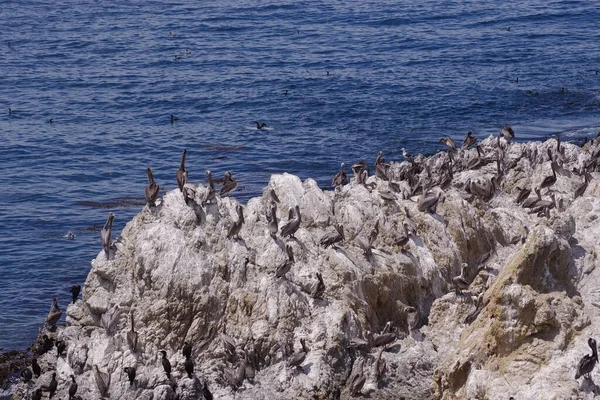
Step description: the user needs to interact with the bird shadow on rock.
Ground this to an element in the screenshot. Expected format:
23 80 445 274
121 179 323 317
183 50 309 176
384 343 402 353
579 377 600 395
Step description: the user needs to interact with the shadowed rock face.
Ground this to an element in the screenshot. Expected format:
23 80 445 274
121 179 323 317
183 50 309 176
8 137 600 400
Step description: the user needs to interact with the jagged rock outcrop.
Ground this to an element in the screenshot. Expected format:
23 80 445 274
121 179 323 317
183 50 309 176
7 135 600 400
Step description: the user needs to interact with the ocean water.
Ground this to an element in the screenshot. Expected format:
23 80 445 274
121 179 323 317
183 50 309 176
0 0 599 351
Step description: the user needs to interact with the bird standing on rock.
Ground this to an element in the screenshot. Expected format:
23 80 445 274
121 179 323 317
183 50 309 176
331 163 347 188
287 338 308 369
575 337 598 380
100 212 114 259
93 364 110 397
45 297 62 328
124 366 136 386
185 355 195 378
462 131 477 149
311 272 326 299
68 374 78 400
70 285 81 304
220 171 238 196
276 244 294 278
452 263 470 294
161 350 172 379
227 204 244 239
319 224 344 248
32 358 41 377
49 372 57 398
145 167 160 206
176 149 188 192
280 205 301 238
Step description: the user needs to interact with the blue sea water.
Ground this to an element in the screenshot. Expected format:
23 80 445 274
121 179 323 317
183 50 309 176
0 0 599 350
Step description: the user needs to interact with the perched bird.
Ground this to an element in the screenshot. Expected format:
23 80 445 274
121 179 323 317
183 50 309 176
574 173 590 199
227 204 245 239
269 188 280 203
331 163 347 188
41 335 54 354
220 171 238 196
176 149 188 192
254 121 268 130
124 366 136 386
351 160 369 184
21 368 32 383
56 340 66 356
161 350 172 379
514 187 531 205
439 137 457 153
418 189 442 213
32 358 41 377
68 374 78 400
575 337 598 380
202 380 213 400
32 389 42 400
461 131 477 149
287 338 308 369
349 358 366 396
499 125 515 142
100 212 114 259
221 333 236 356
401 147 414 161
182 341 192 359
127 313 138 352
522 187 542 209
185 355 194 378
267 202 278 236
204 170 216 204
368 220 380 247
45 297 62 328
276 244 294 278
369 330 396 348
280 205 301 238
452 263 470 294
145 167 160 206
374 347 387 383
70 285 81 304
311 272 326 299
319 224 344 248
540 161 558 191
49 372 57 398
93 365 110 397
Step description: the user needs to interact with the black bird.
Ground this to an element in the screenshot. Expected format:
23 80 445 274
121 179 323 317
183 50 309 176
21 368 32 383
32 389 42 400
70 285 81 304
161 350 172 379
176 149 188 192
182 341 192 359
185 355 194 378
56 340 66 356
41 335 54 354
32 358 41 377
69 374 78 399
253 121 268 130
49 372 57 398
202 380 213 400
170 114 179 124
124 366 136 386
575 337 598 380
145 167 160 206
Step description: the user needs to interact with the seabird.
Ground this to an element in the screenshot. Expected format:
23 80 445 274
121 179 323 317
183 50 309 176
32 358 41 377
254 121 268 130
319 224 344 248
169 31 176 37
439 137 457 153
369 330 396 348
221 333 236 356
499 125 515 142
418 189 441 213
176 149 188 192
69 284 81 304
182 341 192 359
124 367 136 386
349 358 366 396
68 375 78 400
100 212 114 259
160 351 172 379
56 340 66 356
404 207 418 235
32 389 42 400
522 187 542 209
514 187 531 205
170 114 179 123
276 244 294 278
45 297 62 328
374 347 387 383
287 338 308 369
204 170 216 204
465 146 484 170
269 188 280 203
393 222 411 250
227 204 245 239
311 272 326 299
574 173 590 199
21 368 32 383
145 167 160 206
331 162 347 188
401 147 414 161
375 159 389 180
452 263 470 294
185 354 194 378
202 380 214 400
280 205 301 238
220 171 238 196
575 337 598 380
185 49 192 55
127 313 138 352
461 131 477 149
283 90 288 95
368 220 380 247
351 160 369 184
267 202 278 236
93 365 110 397
540 161 558 191
49 372 57 398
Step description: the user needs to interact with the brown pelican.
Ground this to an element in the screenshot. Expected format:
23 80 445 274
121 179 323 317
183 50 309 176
101 212 114 259
176 149 188 192
254 121 268 130
368 220 379 247
461 131 477 149
375 151 385 166
269 188 280 203
68 375 78 400
204 170 216 204
349 358 366 396
93 365 110 398
575 338 598 380
319 224 344 248
522 187 542 208
160 350 172 379
227 204 244 239
311 272 325 299
280 205 301 238
237 358 247 387
352 160 369 184
70 285 81 304
145 167 160 206
439 136 457 153
452 263 470 293
287 338 308 369
49 372 57 398
374 347 387 383
514 187 531 204
124 367 136 386
101 304 120 336
418 189 441 213
465 146 484 170
575 173 591 199
127 313 138 352
45 297 62 328
540 161 558 191
183 182 197 206
275 244 294 278
331 163 347 187
499 125 515 142
267 202 278 236
375 151 389 180
220 171 238 196
404 208 418 235
369 330 396 348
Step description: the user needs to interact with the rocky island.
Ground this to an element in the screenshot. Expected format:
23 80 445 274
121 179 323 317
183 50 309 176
5 133 600 400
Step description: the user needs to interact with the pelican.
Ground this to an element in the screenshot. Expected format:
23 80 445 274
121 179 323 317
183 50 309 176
267 202 278 236
369 330 396 348
227 204 244 239
269 188 280 203
280 205 301 238
575 338 598 380
522 187 542 209
349 358 366 396
540 161 558 191
375 161 389 180
374 347 387 383
220 171 238 196
100 212 114 259
375 151 385 166
275 244 294 278
393 222 411 250
368 220 379 247
331 162 347 187
127 313 138 352
319 224 344 248
93 365 110 398
439 137 457 152
499 125 515 142
204 170 216 204
145 167 160 206
465 146 484 170
311 272 325 299
574 173 590 199
254 121 268 130
287 338 308 369
418 189 441 213
45 297 62 328
452 263 470 293
514 187 531 205
461 131 477 149
183 182 197 206
352 160 369 184
68 375 78 400
160 350 172 379
176 149 188 192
